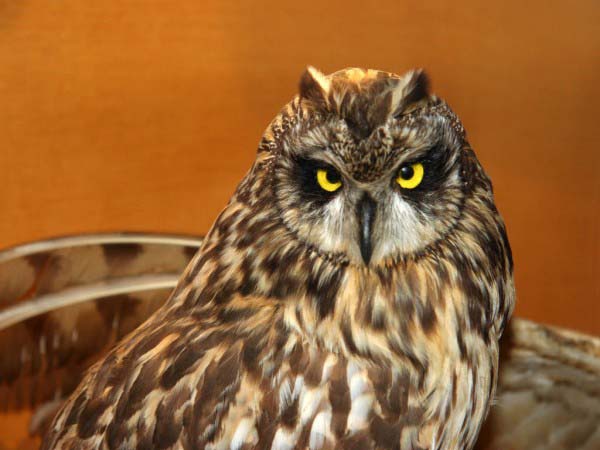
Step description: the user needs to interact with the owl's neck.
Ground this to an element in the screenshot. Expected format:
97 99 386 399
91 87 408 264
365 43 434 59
171 202 504 373
169 168 514 372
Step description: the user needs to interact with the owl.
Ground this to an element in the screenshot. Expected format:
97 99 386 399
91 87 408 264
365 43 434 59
41 67 515 450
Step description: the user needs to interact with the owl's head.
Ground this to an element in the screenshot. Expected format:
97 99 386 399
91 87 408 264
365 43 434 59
250 67 485 267
185 67 512 352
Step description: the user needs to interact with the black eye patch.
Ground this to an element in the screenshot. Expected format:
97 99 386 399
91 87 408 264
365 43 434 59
292 157 342 206
395 143 453 197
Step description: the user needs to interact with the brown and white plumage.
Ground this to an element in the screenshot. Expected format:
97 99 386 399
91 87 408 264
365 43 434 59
1 235 598 449
476 319 600 450
38 67 516 449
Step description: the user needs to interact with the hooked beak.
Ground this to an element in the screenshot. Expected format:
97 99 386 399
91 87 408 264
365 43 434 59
357 194 376 265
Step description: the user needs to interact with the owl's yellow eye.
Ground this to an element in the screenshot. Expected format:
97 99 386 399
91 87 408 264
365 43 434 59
316 168 342 192
396 162 424 189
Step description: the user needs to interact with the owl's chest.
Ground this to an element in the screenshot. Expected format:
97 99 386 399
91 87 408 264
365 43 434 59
236 275 499 448
210 331 496 450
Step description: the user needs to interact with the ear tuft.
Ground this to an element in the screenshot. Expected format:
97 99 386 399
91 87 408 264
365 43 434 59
391 69 431 116
403 69 430 106
299 66 330 105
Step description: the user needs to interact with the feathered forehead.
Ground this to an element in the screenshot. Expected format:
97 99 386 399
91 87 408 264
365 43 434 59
257 67 466 182
298 66 431 136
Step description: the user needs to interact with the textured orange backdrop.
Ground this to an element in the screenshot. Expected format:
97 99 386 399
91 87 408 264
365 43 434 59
1 0 598 348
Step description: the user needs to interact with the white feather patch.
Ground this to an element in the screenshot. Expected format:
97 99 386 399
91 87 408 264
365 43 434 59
347 394 375 432
349 370 369 401
299 387 322 424
309 410 332 449
271 427 298 450
346 361 375 432
230 417 258 450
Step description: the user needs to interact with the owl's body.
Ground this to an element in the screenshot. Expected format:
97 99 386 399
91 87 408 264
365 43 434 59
43 68 514 450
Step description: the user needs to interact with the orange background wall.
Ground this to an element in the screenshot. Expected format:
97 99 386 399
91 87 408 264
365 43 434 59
1 0 598 336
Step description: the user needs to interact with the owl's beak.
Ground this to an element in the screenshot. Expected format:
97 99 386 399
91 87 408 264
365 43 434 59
357 194 376 265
